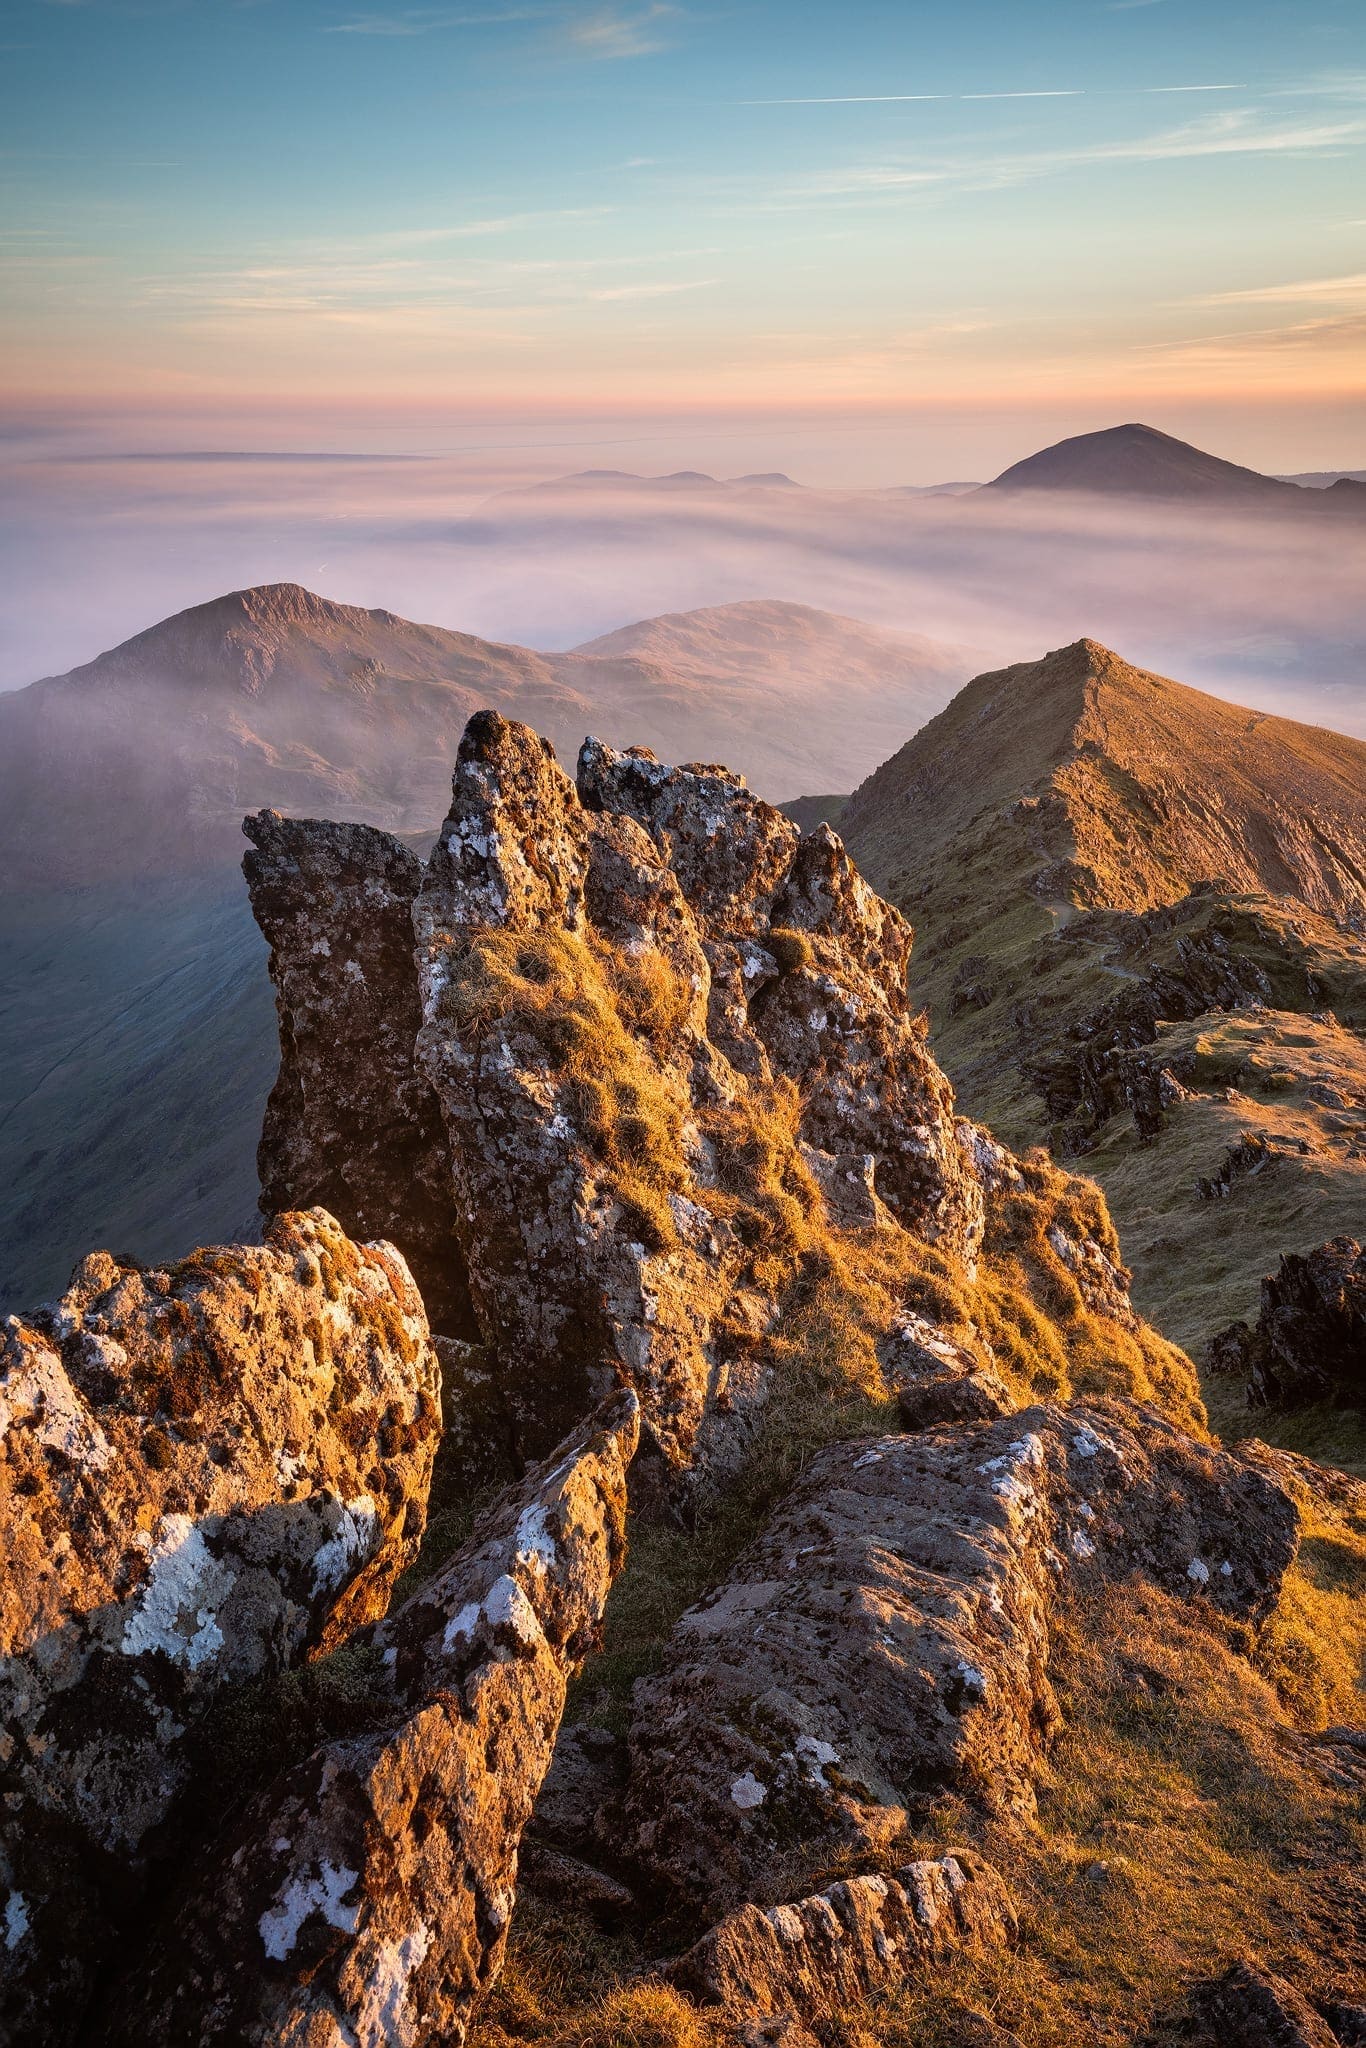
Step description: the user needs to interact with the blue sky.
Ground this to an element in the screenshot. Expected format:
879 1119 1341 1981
3 0 1364 471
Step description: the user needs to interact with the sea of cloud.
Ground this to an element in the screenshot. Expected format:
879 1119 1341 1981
3 432 1363 736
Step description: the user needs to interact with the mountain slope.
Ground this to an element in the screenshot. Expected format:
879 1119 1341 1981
842 637 1366 919
987 422 1309 505
840 642 1366 1455
0 585 973 887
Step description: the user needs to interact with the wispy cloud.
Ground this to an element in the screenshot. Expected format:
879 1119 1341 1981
1198 272 1366 305
1138 311 1366 366
587 276 716 299
324 2 546 32
767 107 1366 205
566 2 675 58
740 84 1245 106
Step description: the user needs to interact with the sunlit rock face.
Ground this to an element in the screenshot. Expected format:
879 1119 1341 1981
0 1208 440 2046
250 712 984 1491
623 1401 1298 1916
98 1391 640 2048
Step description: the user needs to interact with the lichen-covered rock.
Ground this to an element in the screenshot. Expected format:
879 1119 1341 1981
1232 1237 1365 1408
0 1209 441 2046
98 1390 639 2048
624 1402 1298 1913
250 713 985 1485
881 1310 1012 1429
670 1850 1016 2020
244 812 472 1335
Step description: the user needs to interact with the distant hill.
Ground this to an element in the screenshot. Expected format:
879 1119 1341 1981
987 422 1314 507
0 584 974 888
0 584 973 1297
839 640 1366 1419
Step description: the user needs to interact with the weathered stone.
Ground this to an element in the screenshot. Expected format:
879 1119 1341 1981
244 812 472 1335
1189 1960 1339 2047
0 1209 441 2046
1245 1237 1365 1407
881 1310 1012 1429
531 1720 625 1853
670 1850 1016 2019
625 1403 1297 1913
98 1390 639 2048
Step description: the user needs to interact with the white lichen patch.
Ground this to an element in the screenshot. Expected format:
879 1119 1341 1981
0 1346 112 1472
4 1891 29 1950
121 1514 234 1671
310 1495 381 1598
351 1920 432 2048
1070 1529 1097 1560
513 1503 558 1574
1187 1557 1210 1586
258 1861 359 1961
443 1574 546 1656
730 1771 767 1809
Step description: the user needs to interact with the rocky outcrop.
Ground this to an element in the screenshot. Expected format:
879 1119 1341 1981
624 1403 1298 1914
249 713 985 1485
99 1390 640 2048
244 812 473 1336
880 1310 1012 1428
0 1209 441 2046
670 1850 1016 2021
1206 1238 1365 1406
1187 1960 1340 2047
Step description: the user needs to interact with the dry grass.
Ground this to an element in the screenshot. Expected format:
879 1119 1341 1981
474 1574 1364 2048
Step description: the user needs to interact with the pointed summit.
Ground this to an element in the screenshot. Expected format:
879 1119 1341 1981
841 639 1366 918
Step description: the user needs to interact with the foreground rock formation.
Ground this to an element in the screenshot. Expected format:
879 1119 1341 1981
0 1209 440 2045
670 1849 1017 2024
99 1391 639 2047
250 712 993 1490
623 1402 1299 1914
6 707 1363 2048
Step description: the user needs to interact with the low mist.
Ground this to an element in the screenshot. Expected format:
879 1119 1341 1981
4 438 1364 741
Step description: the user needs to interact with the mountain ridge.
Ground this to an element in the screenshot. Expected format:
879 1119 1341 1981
842 635 1366 920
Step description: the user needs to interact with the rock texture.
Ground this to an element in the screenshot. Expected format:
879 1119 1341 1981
251 711 985 1484
244 812 472 1336
99 1390 639 2048
1187 1960 1340 2047
1208 1236 1365 1407
881 1309 1012 1429
625 1403 1298 1913
0 1209 440 2046
670 1850 1016 2020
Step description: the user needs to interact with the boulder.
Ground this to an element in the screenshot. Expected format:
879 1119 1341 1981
1189 1960 1340 2047
670 1850 1016 2020
251 713 986 1486
97 1390 640 2048
0 1209 441 2046
624 1403 1298 1913
244 811 472 1336
1247 1237 1365 1407
881 1309 1013 1429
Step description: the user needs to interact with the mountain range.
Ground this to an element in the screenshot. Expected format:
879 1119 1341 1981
0 585 973 888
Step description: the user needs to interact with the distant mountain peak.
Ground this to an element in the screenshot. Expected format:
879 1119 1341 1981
986 423 1301 504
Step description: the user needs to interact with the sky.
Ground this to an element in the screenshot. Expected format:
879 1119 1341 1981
2 0 1364 478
